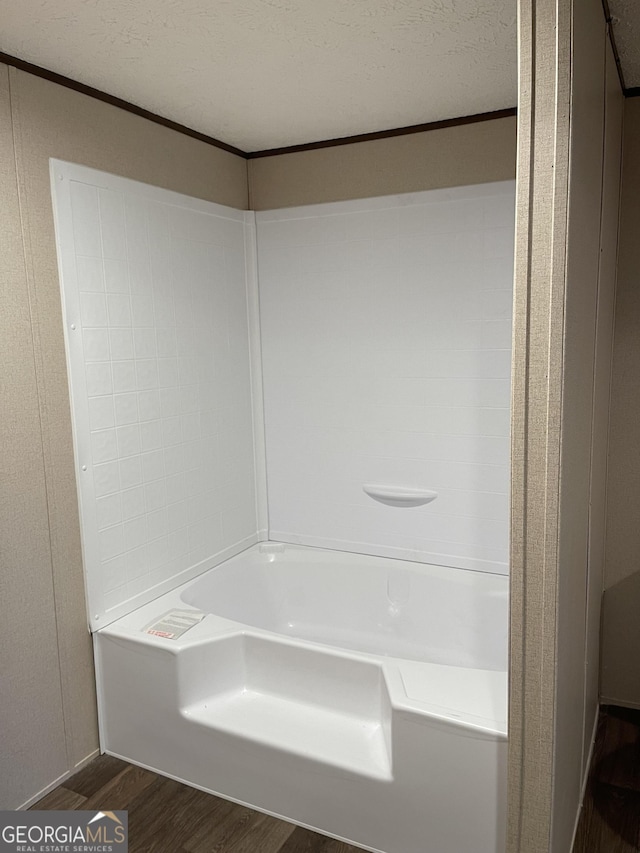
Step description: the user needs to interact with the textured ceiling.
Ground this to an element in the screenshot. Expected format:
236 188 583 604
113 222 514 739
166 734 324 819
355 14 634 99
0 0 517 151
609 0 640 88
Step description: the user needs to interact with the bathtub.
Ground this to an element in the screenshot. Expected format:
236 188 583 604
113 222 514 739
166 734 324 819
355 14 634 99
95 543 508 853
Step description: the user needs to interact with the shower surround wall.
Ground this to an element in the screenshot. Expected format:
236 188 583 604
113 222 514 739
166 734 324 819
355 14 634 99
52 165 514 851
257 182 514 574
54 168 515 631
52 162 259 626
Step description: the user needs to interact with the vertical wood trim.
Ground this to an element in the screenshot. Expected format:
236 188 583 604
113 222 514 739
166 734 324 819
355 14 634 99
508 0 572 849
507 0 533 843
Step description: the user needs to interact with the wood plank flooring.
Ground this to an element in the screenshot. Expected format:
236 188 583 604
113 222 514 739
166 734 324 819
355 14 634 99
574 705 640 853
31 755 362 853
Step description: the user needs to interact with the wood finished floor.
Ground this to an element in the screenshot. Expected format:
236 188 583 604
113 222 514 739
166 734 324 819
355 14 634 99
31 755 362 853
574 705 640 853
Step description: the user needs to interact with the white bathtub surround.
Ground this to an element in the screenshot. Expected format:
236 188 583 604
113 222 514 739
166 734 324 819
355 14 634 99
52 166 513 853
52 168 515 631
96 544 508 853
256 182 514 575
51 162 262 627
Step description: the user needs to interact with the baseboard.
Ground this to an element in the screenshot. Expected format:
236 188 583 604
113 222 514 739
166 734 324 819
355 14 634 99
17 748 100 810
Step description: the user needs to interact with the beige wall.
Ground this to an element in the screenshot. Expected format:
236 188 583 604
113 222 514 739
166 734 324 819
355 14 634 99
4 35 623 840
508 2 622 852
248 115 517 209
0 64 69 813
1 17 625 846
553 20 623 853
1 66 518 812
602 98 640 708
0 63 248 810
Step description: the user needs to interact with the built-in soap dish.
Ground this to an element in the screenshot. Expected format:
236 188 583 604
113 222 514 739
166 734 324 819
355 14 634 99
362 485 438 508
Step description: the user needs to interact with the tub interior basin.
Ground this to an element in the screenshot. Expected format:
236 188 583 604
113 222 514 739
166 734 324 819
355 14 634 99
180 543 508 670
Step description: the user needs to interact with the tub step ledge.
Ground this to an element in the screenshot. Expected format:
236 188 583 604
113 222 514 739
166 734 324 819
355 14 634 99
181 689 393 781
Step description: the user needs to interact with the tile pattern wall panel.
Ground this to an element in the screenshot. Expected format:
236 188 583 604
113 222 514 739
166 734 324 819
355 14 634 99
257 182 515 574
52 163 258 627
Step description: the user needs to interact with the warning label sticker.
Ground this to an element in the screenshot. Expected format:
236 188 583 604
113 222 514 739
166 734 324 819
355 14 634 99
145 609 205 639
